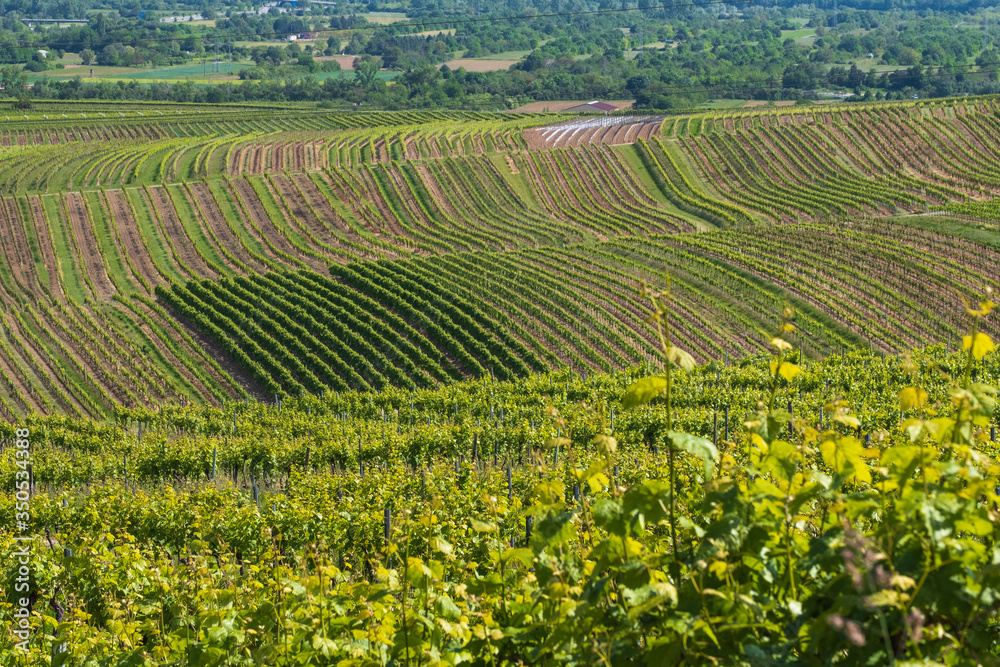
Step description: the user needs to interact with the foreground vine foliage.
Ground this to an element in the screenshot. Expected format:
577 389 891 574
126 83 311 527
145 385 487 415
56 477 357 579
1 293 999 665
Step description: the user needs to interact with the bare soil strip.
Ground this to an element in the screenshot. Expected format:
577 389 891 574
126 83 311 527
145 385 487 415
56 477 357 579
270 174 341 254
230 178 328 272
250 145 263 175
105 189 164 289
63 192 117 300
0 199 36 299
145 185 217 280
187 182 269 274
27 196 65 302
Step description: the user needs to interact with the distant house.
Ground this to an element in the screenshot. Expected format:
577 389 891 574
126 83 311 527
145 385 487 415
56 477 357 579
285 34 297 41
564 101 619 114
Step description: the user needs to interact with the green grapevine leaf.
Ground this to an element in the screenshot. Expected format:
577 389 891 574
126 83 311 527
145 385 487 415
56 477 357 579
623 377 667 409
667 431 719 481
963 332 995 360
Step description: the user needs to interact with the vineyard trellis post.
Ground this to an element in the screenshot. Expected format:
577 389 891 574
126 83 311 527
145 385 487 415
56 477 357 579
384 506 391 569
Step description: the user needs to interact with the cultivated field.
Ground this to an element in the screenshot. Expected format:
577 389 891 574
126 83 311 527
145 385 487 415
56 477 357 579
441 58 521 72
1 95 999 665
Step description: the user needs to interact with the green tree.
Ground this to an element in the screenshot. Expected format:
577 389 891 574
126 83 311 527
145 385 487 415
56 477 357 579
0 65 28 97
353 54 381 88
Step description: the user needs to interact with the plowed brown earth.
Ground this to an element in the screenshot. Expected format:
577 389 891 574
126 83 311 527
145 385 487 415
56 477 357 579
292 174 363 243
270 174 340 253
62 192 116 300
273 143 285 171
404 136 418 161
608 124 631 144
622 123 644 143
104 190 161 291
0 198 38 298
28 196 66 302
144 186 217 280
414 164 462 219
374 139 390 163
295 142 307 170
250 145 263 175
230 145 247 176
428 136 444 159
566 127 592 147
187 182 268 274
229 178 327 273
522 128 548 150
